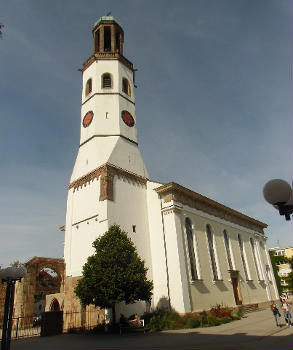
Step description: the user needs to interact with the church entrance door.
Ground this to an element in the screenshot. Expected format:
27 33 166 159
231 277 242 305
229 270 242 306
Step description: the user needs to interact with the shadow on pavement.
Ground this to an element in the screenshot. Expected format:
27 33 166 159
10 326 293 350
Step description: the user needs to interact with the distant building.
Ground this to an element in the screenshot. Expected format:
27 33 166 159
48 16 278 325
269 247 293 294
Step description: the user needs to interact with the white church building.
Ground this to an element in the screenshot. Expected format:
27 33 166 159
55 16 278 320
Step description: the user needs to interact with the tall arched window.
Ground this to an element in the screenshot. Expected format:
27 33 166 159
258 241 266 280
250 238 261 280
238 234 249 280
85 78 92 96
185 218 198 280
206 225 219 280
102 73 112 88
122 78 131 96
223 230 233 270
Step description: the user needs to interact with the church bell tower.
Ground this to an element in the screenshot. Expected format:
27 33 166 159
70 16 148 183
64 16 149 278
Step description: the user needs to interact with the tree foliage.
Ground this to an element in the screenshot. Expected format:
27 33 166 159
283 257 293 291
75 225 153 313
10 260 22 268
269 251 282 293
269 251 293 294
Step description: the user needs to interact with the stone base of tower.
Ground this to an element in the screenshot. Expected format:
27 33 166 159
63 276 104 331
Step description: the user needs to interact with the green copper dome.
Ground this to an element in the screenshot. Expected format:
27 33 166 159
93 16 123 29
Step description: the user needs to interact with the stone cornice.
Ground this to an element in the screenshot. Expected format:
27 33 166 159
155 182 267 234
68 163 148 201
81 53 134 72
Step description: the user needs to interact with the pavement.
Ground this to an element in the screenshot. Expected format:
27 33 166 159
10 307 293 350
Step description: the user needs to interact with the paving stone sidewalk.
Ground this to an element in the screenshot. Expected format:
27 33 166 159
11 308 293 350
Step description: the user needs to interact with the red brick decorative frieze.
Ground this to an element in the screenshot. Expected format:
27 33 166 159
99 166 115 201
68 163 148 201
155 182 267 234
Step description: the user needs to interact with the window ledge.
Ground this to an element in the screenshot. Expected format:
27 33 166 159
212 279 223 284
190 279 203 284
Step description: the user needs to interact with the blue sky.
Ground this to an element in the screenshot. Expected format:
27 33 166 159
0 0 292 266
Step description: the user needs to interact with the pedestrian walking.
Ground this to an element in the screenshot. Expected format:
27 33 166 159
282 302 292 327
271 301 282 327
280 294 286 305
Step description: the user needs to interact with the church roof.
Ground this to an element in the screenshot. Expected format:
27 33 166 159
93 16 123 29
155 182 267 234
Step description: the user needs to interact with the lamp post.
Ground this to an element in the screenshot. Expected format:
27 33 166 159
0 266 27 350
263 179 293 221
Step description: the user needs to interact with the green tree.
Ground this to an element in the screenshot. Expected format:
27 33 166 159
75 224 153 323
269 250 282 294
269 251 293 295
282 257 293 292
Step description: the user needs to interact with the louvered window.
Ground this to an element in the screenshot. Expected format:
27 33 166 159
102 74 112 88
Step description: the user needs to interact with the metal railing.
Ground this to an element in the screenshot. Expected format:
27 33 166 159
63 310 101 333
0 310 101 339
0 315 40 339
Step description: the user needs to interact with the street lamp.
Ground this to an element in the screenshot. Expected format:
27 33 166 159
0 266 27 350
263 179 293 221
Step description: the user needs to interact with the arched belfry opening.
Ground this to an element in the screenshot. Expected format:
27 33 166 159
92 16 124 55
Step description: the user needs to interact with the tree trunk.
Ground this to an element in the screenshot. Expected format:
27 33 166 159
111 304 116 324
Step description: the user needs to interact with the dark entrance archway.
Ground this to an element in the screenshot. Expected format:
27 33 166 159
50 298 60 311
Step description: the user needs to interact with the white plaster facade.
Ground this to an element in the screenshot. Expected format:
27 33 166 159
62 16 278 317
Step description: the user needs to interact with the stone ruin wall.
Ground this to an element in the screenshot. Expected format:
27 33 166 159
1 257 104 331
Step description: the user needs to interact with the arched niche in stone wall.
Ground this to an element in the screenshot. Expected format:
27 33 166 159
50 298 61 311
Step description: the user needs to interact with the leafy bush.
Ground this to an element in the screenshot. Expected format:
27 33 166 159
199 315 208 326
145 309 181 331
186 317 200 328
207 314 222 326
219 316 232 324
141 304 240 332
210 304 233 319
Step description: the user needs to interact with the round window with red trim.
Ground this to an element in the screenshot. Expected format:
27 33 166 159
121 110 135 127
82 111 94 128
